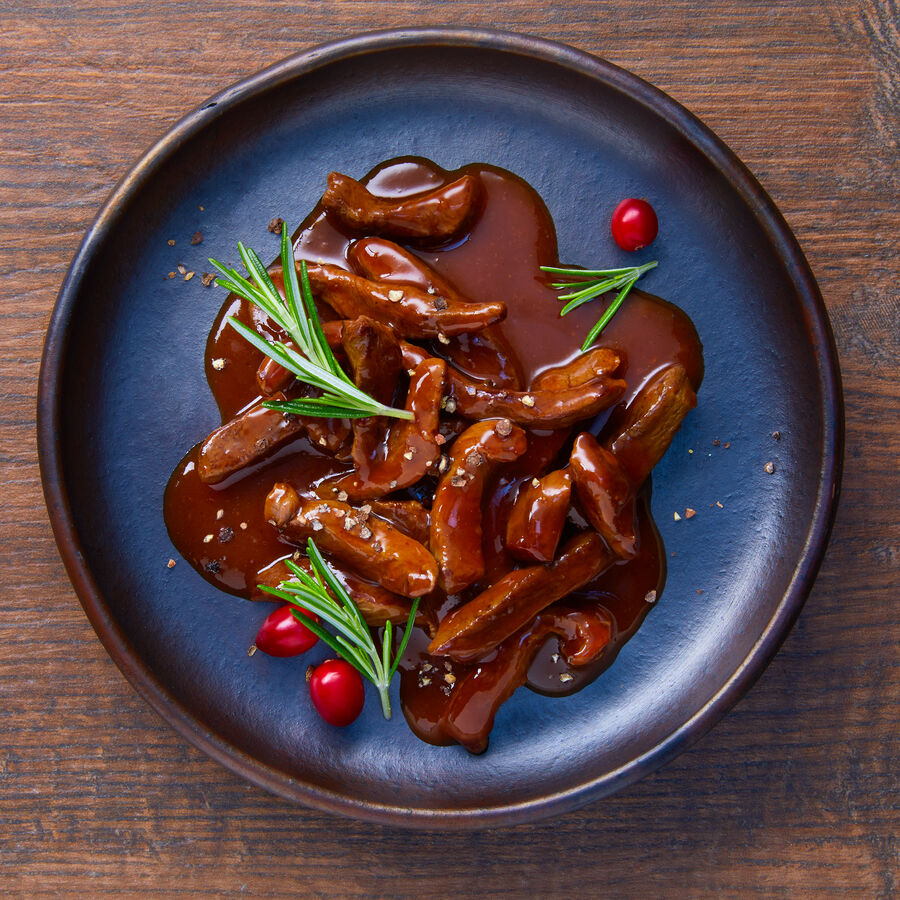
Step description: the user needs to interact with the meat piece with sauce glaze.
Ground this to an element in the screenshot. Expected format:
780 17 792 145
430 419 527 594
304 263 506 340
607 364 697 485
322 172 483 241
265 483 438 598
198 392 305 484
505 468 572 563
570 433 638 560
429 531 616 663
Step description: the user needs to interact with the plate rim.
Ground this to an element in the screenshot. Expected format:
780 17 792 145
37 27 844 828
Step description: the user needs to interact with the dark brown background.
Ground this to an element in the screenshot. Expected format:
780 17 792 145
2 1 897 896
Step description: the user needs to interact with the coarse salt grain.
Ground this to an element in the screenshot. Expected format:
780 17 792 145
437 333 450 345
645 590 657 603
203 534 214 543
521 395 535 407
388 289 404 302
211 358 226 370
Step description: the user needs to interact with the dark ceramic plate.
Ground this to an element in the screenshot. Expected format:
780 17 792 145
38 29 842 827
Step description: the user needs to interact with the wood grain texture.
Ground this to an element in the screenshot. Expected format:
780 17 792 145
1 0 898 896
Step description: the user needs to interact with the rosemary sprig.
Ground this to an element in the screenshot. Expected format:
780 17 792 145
257 538 419 719
208 226 413 420
542 260 657 351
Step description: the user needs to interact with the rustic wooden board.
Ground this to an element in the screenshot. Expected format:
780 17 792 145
1 0 897 895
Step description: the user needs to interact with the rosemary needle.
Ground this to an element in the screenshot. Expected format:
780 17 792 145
208 225 413 420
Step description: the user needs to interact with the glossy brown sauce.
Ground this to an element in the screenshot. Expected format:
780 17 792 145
164 157 703 750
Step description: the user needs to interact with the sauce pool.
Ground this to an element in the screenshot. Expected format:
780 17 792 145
164 157 703 749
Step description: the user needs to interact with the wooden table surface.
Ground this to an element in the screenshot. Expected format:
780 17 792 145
2 1 897 896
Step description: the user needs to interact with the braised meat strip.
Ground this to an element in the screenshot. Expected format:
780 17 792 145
198 392 305 484
505 468 573 563
430 418 527 594
265 484 437 598
322 172 483 241
305 263 506 340
429 532 616 663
